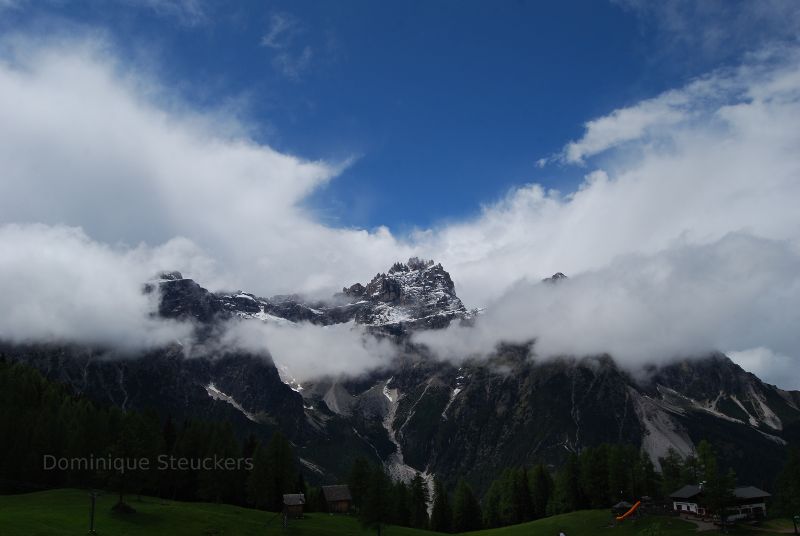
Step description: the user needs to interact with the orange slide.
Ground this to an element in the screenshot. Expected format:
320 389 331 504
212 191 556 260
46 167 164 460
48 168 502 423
615 500 641 522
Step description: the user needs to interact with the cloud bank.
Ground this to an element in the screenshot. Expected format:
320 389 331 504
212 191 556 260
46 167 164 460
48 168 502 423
415 234 800 387
222 320 396 382
420 46 800 308
0 35 410 298
1 33 800 385
0 224 197 348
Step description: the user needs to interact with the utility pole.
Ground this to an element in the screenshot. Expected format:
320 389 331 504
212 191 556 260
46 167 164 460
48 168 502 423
88 491 98 535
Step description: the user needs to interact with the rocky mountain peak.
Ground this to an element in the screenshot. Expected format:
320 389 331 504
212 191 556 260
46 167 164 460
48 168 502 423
157 270 184 281
388 256 435 274
330 258 465 330
543 272 568 283
360 258 458 302
142 258 467 332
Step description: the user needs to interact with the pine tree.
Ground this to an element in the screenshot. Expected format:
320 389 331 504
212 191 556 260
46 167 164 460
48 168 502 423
348 456 371 511
360 466 392 535
265 432 296 511
774 447 800 516
496 469 518 524
197 422 239 503
514 467 534 521
452 478 482 532
550 453 581 514
639 451 660 498
697 440 735 526
107 411 148 510
681 454 701 485
162 414 177 455
246 442 269 509
246 432 296 511
482 479 503 528
409 473 430 529
607 445 629 502
171 419 204 500
529 463 553 519
580 445 610 507
429 478 452 533
390 480 411 526
659 448 685 498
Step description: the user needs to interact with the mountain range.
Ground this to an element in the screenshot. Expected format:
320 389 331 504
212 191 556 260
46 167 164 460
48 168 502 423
3 258 799 493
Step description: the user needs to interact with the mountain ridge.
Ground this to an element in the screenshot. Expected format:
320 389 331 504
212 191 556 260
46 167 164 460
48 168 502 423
3 258 798 494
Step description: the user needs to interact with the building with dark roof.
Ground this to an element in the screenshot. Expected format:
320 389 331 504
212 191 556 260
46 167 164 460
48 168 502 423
669 484 770 520
322 485 353 513
283 493 306 519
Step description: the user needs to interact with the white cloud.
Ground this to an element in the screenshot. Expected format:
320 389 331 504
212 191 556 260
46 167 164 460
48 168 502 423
125 0 208 26
2 33 800 385
418 46 800 308
0 223 197 348
0 35 409 299
261 12 301 50
406 44 800 386
728 347 800 391
221 320 396 382
613 0 800 67
260 12 314 80
415 234 800 376
271 45 313 81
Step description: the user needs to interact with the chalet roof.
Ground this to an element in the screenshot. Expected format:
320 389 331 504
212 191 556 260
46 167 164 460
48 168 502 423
322 485 352 502
734 486 771 499
283 493 305 506
669 484 771 501
670 485 701 499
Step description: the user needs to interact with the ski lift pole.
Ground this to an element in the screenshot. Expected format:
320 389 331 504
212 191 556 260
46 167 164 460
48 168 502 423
88 491 98 535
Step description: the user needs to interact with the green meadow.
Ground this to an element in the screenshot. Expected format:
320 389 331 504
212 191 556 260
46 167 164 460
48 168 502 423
0 489 792 536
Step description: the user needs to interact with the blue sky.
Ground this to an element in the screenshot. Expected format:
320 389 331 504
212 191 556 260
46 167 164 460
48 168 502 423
1 0 764 232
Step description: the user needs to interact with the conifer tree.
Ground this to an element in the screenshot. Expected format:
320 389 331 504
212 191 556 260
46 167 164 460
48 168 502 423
247 443 271 509
774 447 800 516
550 453 581 514
514 467 534 521
659 448 685 498
348 456 371 511
391 480 411 526
482 479 503 528
452 478 482 532
697 440 735 526
360 466 392 535
409 473 430 529
529 463 553 519
580 445 610 507
430 477 452 533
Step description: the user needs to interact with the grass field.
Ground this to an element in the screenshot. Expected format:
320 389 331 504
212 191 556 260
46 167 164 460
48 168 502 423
468 510 699 536
0 489 438 536
0 489 793 535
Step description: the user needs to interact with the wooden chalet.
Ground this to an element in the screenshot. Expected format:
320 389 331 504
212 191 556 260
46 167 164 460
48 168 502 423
283 493 305 519
322 485 353 513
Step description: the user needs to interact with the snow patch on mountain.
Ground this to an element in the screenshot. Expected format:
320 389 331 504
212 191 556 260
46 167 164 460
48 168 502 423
442 369 466 420
205 383 257 422
277 365 303 393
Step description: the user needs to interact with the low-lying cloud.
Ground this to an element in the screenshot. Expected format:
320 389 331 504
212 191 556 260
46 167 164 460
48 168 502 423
0 223 199 348
415 234 800 387
221 320 397 382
